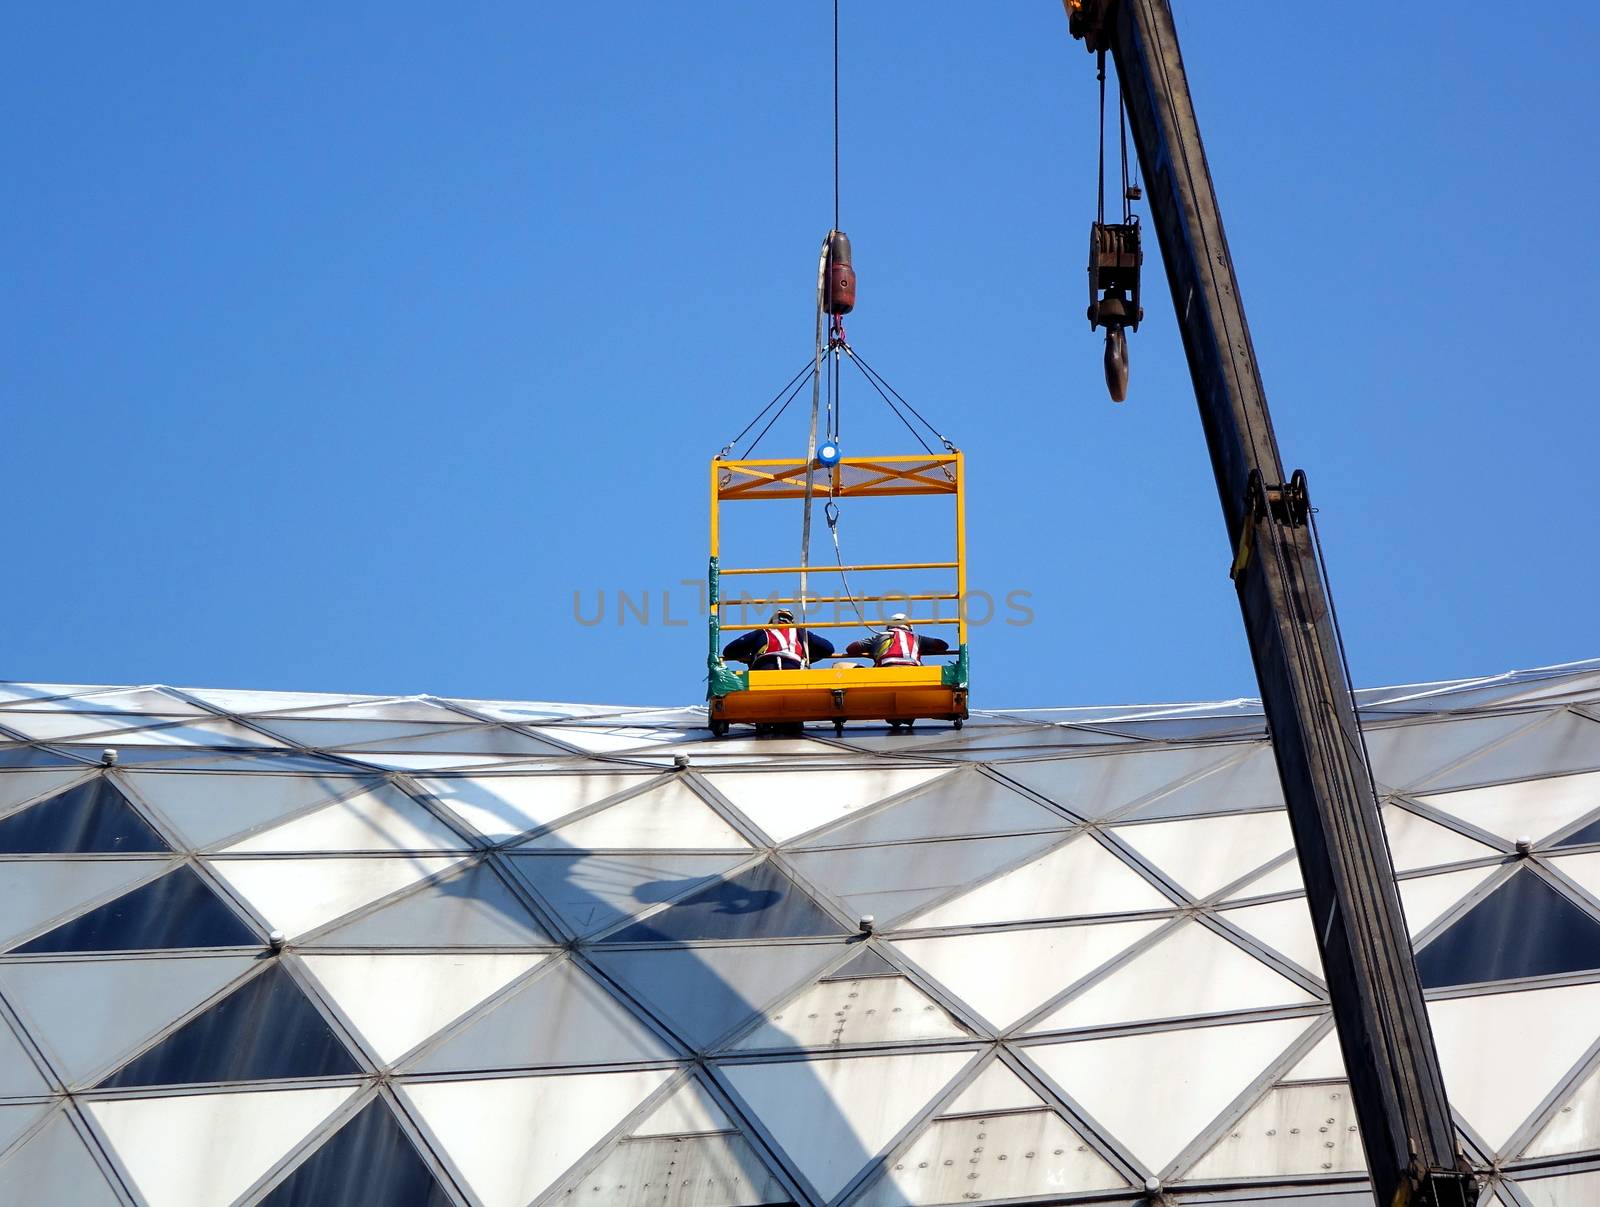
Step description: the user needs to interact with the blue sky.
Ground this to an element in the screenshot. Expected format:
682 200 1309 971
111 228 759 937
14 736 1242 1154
3 3 1596 709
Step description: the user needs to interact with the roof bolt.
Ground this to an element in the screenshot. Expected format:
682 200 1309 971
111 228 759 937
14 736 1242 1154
858 914 876 934
1515 836 1533 856
100 748 118 766
673 754 690 769
268 930 287 952
1143 1176 1162 1199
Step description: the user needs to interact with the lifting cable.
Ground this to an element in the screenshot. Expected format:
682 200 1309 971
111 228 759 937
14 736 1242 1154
799 0 843 630
717 356 818 459
1095 50 1136 229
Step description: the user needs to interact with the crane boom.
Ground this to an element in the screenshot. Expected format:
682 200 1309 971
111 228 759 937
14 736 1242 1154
1065 4 1475 1204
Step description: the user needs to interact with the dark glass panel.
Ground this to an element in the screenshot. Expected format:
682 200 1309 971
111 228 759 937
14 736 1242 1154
1555 815 1600 849
258 1100 452 1207
98 963 360 1087
1417 868 1600 988
14 865 257 953
0 778 167 854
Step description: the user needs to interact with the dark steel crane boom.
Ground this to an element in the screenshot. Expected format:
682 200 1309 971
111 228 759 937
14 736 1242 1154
1064 4 1475 1205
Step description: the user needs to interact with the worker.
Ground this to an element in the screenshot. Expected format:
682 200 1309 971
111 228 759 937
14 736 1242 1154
721 608 835 670
846 613 950 666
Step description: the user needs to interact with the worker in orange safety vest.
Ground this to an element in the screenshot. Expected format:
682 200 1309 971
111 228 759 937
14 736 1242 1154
721 609 836 670
845 613 951 666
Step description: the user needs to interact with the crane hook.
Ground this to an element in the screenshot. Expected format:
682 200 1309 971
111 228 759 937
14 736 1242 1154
1104 327 1129 403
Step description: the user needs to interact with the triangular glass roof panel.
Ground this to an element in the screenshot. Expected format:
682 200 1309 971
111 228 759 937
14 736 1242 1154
14 864 258 953
309 861 554 948
1120 745 1284 821
0 1102 49 1163
1282 1028 1346 1081
1381 804 1499 872
721 1049 974 1201
7 687 203 717
182 687 384 714
0 1110 121 1207
122 770 372 851
1000 744 1239 819
602 860 847 943
1420 711 1600 792
1028 920 1318 1033
0 1015 51 1098
574 1128 789 1205
250 718 471 748
221 783 465 854
893 918 1165 1030
1511 1170 1600 1206
516 779 750 851
0 777 167 854
334 726 567 758
0 746 88 769
824 946 897 980
791 769 1070 847
703 767 952 845
734 968 968 1050
0 856 168 951
1555 814 1600 850
261 699 465 723
907 833 1171 928
1396 865 1499 937
300 951 546 1064
1024 1015 1317 1175
786 832 1061 928
1417 768 1600 845
1112 810 1295 900
207 854 464 939
1550 851 1600 901
410 959 672 1073
1416 868 1600 988
1428 980 1600 1153
1362 712 1542 792
1182 1081 1364 1179
400 1068 674 1207
510 851 748 938
589 942 845 1051
1522 1057 1600 1158
256 1097 455 1207
630 1077 735 1135
88 1083 358 1207
1218 896 1325 978
0 768 90 816
417 772 656 841
0 952 254 1085
940 1059 1045 1115
98 963 363 1088
854 1106 1127 1204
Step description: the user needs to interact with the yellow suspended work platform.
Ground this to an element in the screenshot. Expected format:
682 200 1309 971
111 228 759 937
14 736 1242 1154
706 453 969 736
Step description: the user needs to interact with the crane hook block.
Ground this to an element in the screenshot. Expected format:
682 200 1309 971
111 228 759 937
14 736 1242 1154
1088 220 1142 401
825 230 856 315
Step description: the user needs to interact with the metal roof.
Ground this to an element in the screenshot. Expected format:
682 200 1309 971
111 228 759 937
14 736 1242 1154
0 660 1597 1205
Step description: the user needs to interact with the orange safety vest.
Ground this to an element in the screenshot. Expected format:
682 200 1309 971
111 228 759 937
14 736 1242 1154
875 627 921 667
761 626 807 668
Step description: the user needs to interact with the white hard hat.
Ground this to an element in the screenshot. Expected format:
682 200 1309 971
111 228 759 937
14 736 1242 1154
888 612 910 627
